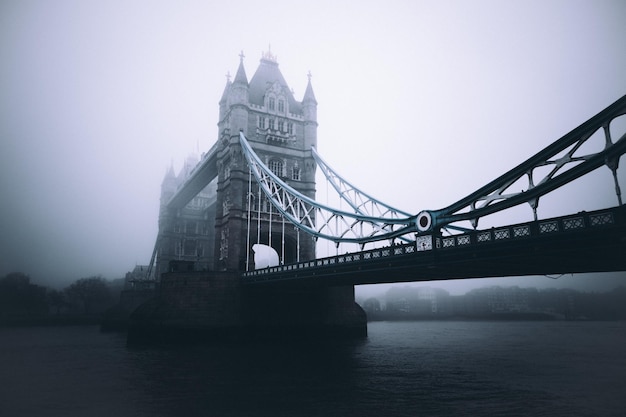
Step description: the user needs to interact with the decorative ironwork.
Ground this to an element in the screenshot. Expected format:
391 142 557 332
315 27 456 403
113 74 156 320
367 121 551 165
513 226 531 237
539 221 559 233
494 229 511 240
590 212 614 226
563 217 585 230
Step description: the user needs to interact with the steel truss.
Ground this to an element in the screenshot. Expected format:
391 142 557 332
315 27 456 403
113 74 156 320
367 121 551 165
311 146 415 242
239 133 416 245
241 94 626 244
311 147 412 219
415 94 626 233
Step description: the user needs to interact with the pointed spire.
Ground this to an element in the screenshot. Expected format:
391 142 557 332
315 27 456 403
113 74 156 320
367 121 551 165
303 70 317 104
233 50 248 85
261 44 278 63
219 76 231 104
165 161 175 179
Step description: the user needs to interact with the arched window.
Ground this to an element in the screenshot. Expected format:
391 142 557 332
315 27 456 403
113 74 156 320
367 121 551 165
268 159 283 177
268 97 275 111
278 99 285 113
292 166 301 181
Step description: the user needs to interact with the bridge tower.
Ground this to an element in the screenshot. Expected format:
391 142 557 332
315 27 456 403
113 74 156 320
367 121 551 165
214 50 317 271
156 154 217 277
130 51 367 343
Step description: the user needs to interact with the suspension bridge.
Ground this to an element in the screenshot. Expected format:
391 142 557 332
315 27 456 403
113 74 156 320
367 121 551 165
128 53 625 342
157 94 626 286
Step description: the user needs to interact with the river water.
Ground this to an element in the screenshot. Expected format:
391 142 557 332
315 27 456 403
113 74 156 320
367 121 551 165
1 321 624 417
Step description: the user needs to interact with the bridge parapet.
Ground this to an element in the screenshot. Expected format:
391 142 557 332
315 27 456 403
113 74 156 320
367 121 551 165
437 209 617 249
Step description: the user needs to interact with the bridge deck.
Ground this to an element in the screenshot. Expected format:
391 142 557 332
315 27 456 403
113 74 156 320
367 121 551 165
242 206 626 287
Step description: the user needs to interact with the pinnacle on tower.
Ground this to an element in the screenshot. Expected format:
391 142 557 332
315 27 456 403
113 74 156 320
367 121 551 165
233 50 248 85
261 44 278 63
303 70 317 104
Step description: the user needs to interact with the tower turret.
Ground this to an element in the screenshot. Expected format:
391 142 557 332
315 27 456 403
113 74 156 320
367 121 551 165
302 72 318 150
225 52 250 136
218 75 231 128
160 163 177 207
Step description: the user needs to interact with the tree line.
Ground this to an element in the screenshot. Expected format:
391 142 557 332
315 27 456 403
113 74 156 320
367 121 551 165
0 272 123 325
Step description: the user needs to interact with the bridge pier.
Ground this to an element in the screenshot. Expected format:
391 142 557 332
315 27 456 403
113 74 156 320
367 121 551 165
127 272 366 344
241 285 367 340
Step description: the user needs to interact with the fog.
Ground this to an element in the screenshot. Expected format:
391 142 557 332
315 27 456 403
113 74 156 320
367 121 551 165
1 1 625 291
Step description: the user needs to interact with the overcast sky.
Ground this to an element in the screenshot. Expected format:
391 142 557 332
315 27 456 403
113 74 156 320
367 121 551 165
1 0 625 293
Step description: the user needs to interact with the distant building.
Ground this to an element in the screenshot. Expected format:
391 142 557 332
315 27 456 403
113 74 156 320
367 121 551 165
460 286 535 316
158 154 218 276
383 286 452 317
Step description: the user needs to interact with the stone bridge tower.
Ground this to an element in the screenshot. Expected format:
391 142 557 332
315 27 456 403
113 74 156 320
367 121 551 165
134 51 366 343
214 50 318 271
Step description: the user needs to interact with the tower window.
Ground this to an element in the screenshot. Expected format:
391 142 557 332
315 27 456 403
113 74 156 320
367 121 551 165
269 159 283 177
278 99 285 113
269 97 275 111
292 166 301 181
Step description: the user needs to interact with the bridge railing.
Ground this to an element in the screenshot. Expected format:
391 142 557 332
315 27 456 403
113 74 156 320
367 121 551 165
435 209 617 250
241 206 623 283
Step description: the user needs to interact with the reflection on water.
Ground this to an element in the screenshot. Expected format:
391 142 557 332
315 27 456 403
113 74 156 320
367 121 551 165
1 321 625 417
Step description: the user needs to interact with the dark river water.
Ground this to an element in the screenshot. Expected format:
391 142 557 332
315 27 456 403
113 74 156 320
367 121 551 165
1 321 624 417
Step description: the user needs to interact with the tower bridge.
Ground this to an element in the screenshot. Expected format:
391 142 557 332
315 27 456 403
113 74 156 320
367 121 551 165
128 51 626 343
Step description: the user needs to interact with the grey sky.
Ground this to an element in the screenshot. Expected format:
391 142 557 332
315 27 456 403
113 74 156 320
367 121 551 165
1 0 625 292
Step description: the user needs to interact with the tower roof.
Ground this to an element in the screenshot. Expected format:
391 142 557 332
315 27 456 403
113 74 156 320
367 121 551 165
248 52 301 114
233 51 248 85
303 72 317 105
164 163 176 179
219 78 231 104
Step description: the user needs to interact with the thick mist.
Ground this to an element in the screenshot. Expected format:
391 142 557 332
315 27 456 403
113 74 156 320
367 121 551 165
1 0 625 291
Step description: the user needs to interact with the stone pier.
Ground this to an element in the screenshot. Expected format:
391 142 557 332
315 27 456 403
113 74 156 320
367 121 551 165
127 271 366 344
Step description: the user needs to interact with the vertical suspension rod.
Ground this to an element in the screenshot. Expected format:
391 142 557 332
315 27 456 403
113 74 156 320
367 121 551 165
245 168 252 271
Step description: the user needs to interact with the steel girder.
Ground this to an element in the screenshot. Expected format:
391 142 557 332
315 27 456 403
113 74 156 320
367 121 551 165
311 146 415 242
240 94 626 245
311 147 412 219
239 133 416 244
416 94 626 233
